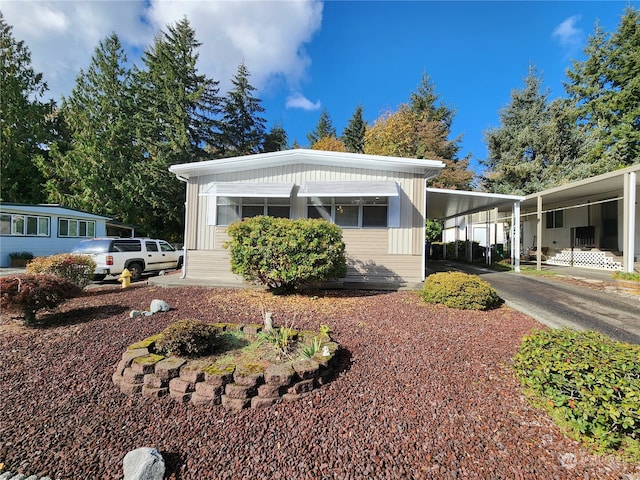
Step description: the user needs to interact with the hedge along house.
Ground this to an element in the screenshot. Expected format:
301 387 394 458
0 203 111 267
169 149 445 287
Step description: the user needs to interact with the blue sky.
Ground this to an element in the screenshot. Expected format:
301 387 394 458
2 1 633 173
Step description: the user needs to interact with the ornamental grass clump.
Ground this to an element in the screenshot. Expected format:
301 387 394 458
27 253 96 289
155 319 220 357
513 329 640 462
0 274 82 325
422 271 500 310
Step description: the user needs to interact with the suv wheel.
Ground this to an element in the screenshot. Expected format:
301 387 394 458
127 262 143 281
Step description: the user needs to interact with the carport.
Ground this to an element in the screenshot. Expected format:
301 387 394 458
425 188 525 273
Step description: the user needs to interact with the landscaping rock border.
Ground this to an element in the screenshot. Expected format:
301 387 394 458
112 324 340 410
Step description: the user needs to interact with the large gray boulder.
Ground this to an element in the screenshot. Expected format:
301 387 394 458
123 447 165 480
150 299 170 313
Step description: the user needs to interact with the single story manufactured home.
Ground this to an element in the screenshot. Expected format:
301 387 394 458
169 149 445 286
0 203 110 267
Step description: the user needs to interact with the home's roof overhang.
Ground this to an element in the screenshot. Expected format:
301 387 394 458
426 188 524 220
169 149 445 179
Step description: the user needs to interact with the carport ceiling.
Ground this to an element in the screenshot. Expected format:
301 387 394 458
426 188 524 220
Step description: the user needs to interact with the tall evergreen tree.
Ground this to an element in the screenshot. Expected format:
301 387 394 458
37 33 142 223
307 108 336 146
342 105 366 153
564 6 640 172
0 13 57 203
482 66 553 195
262 122 288 152
364 73 473 189
216 62 266 156
133 17 221 239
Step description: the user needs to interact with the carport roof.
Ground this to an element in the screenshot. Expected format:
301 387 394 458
520 164 640 210
426 188 524 220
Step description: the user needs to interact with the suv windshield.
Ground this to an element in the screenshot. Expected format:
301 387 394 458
72 239 112 254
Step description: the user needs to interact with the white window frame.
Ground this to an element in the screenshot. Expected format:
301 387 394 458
58 218 96 238
0 213 50 236
307 197 390 228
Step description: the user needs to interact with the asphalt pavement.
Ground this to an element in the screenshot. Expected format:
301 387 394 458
427 260 640 345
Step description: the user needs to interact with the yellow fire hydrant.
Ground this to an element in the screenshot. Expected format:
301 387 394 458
118 268 132 289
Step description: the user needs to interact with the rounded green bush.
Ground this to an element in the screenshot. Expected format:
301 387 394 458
422 271 500 310
155 319 219 357
513 329 640 461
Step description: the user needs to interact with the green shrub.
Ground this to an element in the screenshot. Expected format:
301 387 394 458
155 319 219 357
9 251 34 260
0 274 82 325
513 329 640 461
225 216 347 293
27 254 96 289
422 271 500 310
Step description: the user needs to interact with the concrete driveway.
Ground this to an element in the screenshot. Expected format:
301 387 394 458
426 260 640 345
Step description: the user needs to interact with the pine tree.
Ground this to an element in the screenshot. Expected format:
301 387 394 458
364 73 473 189
262 122 288 152
482 66 553 195
133 17 221 239
307 109 336 146
564 6 640 172
216 62 266 156
342 105 366 153
0 13 57 203
37 33 142 223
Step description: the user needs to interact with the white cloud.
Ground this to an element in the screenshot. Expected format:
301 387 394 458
552 15 583 48
2 0 323 104
285 92 321 110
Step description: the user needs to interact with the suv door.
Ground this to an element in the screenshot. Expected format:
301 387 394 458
158 240 180 269
144 240 166 271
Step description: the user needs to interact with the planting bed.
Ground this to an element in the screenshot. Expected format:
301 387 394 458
112 324 340 409
1 284 639 479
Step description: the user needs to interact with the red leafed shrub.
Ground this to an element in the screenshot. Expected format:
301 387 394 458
26 253 96 289
0 274 82 325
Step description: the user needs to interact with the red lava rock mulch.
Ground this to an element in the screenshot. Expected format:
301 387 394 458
1 284 638 479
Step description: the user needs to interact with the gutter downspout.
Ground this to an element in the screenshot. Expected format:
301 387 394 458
175 174 188 279
422 181 427 282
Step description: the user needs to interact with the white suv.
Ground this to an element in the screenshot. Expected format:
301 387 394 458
72 238 183 281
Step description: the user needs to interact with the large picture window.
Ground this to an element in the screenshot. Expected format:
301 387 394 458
0 213 50 236
307 197 389 228
59 218 96 237
216 197 291 226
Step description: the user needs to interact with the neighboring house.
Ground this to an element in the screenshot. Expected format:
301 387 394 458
436 164 639 273
169 149 445 286
0 203 110 267
520 164 639 272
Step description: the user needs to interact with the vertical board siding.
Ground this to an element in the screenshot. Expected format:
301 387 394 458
182 163 426 282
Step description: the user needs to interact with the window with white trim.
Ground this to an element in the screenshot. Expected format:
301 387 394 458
58 218 96 237
0 213 50 236
307 197 389 228
216 197 291 226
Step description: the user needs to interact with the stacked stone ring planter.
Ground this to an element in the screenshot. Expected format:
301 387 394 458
112 323 340 411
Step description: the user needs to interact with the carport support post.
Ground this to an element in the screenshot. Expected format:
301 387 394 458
485 210 491 265
513 201 521 272
623 171 636 273
536 195 543 271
